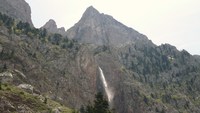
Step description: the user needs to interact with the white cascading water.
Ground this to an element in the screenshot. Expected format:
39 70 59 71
99 67 113 103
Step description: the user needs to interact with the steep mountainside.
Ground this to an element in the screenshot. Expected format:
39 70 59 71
0 24 98 110
0 0 33 26
67 6 200 113
0 3 200 113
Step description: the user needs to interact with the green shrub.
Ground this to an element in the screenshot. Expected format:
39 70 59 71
20 91 25 95
6 87 11 91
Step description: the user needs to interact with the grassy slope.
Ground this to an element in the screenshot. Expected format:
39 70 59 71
0 84 73 113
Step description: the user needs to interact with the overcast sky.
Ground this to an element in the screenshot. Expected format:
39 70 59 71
25 0 200 55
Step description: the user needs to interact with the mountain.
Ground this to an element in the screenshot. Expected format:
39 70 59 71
42 19 66 36
0 0 33 26
1 3 200 113
67 6 149 46
61 6 200 113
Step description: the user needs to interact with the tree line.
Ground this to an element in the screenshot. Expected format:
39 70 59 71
0 12 77 49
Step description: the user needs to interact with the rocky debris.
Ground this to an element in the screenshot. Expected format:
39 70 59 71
42 19 66 36
17 84 33 94
53 107 61 113
0 26 10 36
17 105 33 113
33 88 41 95
0 97 15 112
0 96 34 113
0 72 13 83
0 0 33 26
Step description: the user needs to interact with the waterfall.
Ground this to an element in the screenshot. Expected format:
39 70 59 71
99 67 113 103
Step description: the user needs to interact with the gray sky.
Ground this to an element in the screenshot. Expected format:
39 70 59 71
25 0 200 55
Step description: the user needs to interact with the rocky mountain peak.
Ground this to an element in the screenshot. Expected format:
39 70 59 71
67 6 149 46
81 6 100 19
43 19 57 30
42 19 65 35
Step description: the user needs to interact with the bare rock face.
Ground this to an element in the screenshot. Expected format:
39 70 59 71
42 19 66 36
67 6 148 46
0 0 33 26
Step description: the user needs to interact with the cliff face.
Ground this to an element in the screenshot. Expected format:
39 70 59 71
0 0 33 26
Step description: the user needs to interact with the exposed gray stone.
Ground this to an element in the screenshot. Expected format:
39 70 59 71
18 84 33 94
0 72 13 83
67 6 149 46
42 19 66 36
0 0 33 26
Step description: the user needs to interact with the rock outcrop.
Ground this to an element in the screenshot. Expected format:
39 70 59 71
0 72 13 83
42 19 66 36
0 0 33 26
18 84 34 93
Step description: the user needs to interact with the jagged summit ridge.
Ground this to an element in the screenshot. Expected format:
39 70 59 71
67 6 149 46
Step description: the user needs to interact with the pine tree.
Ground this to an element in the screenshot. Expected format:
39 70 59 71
94 92 110 113
80 105 85 113
83 92 112 113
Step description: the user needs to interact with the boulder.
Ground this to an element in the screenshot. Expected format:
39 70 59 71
17 84 33 94
0 72 13 83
